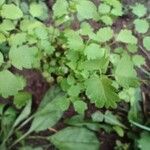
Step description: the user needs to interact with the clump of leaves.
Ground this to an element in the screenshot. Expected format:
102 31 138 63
0 0 150 150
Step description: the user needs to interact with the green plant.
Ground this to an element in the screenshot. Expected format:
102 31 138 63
0 0 150 150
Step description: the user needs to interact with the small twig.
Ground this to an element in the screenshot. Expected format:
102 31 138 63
48 127 57 133
28 135 48 140
139 45 150 61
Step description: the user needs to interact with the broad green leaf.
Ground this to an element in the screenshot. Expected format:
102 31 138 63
131 3 147 18
115 54 139 88
0 52 4 66
84 43 105 60
9 45 38 70
1 4 23 20
66 115 101 131
85 75 119 108
117 29 137 44
138 132 150 150
0 70 25 98
95 27 113 42
37 85 62 111
104 111 125 128
50 127 100 150
13 92 32 109
55 97 70 111
143 36 150 51
53 0 68 18
132 55 145 67
29 88 66 132
64 30 84 51
73 100 87 114
13 100 32 128
76 0 99 21
134 19 149 33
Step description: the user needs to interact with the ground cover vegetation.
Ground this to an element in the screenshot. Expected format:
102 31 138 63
0 0 150 149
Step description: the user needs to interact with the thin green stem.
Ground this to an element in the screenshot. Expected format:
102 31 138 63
130 120 150 132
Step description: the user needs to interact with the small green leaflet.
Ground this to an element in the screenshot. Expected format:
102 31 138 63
50 127 100 150
127 44 138 53
34 26 48 40
9 45 38 70
132 55 145 67
0 70 25 98
115 54 139 88
64 30 84 51
0 19 15 32
102 0 123 16
1 4 23 20
92 111 104 122
76 0 99 21
68 84 82 97
13 92 32 109
95 27 113 42
53 0 68 18
98 3 111 14
117 29 137 44
143 36 150 51
73 100 87 115
102 0 122 9
134 19 149 34
85 75 119 108
104 111 125 128
84 43 105 60
100 15 113 25
9 33 27 47
29 2 45 18
131 3 147 18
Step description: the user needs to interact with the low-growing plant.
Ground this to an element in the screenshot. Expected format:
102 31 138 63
0 0 150 149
